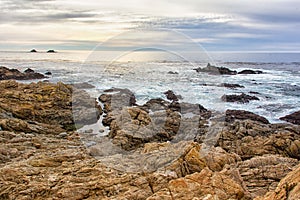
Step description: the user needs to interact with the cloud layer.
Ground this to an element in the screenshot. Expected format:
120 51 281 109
1 0 299 51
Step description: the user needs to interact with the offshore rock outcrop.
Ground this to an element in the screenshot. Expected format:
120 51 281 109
0 66 46 80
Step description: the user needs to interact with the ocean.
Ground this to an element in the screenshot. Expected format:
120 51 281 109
1 50 300 123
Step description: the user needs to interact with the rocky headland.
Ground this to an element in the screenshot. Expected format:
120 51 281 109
0 68 299 200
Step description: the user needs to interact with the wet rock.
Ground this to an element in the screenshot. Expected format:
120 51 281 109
45 71 52 75
280 110 300 125
30 49 37 52
226 109 270 124
221 93 259 103
168 71 178 75
164 90 180 101
0 66 46 80
194 63 237 75
220 83 245 89
238 69 263 74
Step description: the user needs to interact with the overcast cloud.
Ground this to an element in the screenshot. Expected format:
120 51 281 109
0 0 299 51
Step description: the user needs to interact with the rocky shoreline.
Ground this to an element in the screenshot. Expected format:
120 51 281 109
0 68 299 199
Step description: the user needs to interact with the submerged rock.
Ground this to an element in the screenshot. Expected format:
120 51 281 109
220 83 245 89
221 93 259 103
238 69 263 74
280 110 300 125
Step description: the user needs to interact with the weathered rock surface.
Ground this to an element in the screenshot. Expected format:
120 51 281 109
236 155 299 198
216 120 300 160
280 110 300 125
0 66 46 80
226 109 270 124
0 80 102 131
254 164 300 200
221 93 259 103
99 89 211 151
0 82 300 200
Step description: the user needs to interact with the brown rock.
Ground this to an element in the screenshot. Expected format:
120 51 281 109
237 155 299 198
254 164 300 200
217 120 300 160
0 80 102 131
148 167 248 200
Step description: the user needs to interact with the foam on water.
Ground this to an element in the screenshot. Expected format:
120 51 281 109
1 51 300 123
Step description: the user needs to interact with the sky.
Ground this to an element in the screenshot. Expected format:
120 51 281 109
1 0 300 52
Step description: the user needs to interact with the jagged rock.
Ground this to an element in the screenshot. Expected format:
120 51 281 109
236 155 299 198
221 93 259 103
225 109 270 124
254 164 300 200
280 110 300 125
24 68 35 73
0 66 46 80
99 88 136 113
238 69 263 74
194 63 237 75
217 120 300 160
148 167 249 200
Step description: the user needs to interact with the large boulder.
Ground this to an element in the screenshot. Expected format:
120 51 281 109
0 80 102 131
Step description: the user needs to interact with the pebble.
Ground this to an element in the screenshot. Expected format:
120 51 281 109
58 132 68 138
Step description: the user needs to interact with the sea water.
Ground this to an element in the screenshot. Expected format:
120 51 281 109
0 50 300 123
